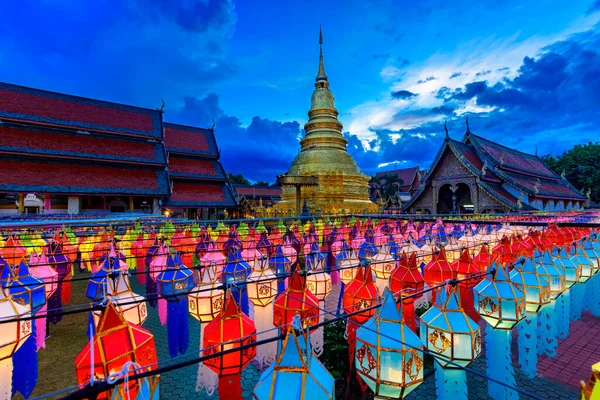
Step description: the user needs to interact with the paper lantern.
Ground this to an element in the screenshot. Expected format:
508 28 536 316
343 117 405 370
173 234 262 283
0 237 27 267
338 245 361 285
472 244 493 272
389 252 424 332
342 265 379 325
91 269 147 327
509 258 550 313
270 245 292 294
253 322 335 400
85 258 112 302
420 286 481 368
0 287 31 398
452 247 483 322
75 303 159 400
355 288 424 399
29 252 58 299
5 261 46 314
358 231 378 264
273 271 319 330
473 264 526 330
424 248 456 304
371 243 395 294
553 247 581 287
203 292 256 399
536 251 566 299
572 244 594 283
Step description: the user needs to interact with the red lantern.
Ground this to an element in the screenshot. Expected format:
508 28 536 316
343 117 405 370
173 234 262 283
452 248 482 322
492 237 516 267
75 303 159 400
423 248 456 304
273 270 319 330
203 292 256 400
389 252 424 332
473 243 493 272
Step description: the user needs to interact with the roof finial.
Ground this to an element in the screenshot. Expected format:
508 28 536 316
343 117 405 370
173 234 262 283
211 119 216 130
316 25 328 84
444 119 449 139
535 145 538 156
465 114 471 134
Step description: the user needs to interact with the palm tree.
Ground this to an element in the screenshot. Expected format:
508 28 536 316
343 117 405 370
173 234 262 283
380 173 403 206
368 175 383 203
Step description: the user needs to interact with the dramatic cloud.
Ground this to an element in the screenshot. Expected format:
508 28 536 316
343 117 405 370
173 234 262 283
391 90 418 100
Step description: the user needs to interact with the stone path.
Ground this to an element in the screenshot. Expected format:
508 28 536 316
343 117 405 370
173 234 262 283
537 311 600 390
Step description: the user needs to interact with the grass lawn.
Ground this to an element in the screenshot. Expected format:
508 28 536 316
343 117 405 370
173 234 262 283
24 275 90 399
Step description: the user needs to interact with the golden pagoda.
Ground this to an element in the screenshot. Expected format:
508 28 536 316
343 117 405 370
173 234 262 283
276 28 376 215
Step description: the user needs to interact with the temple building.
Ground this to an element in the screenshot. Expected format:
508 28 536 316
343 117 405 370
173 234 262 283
373 166 425 204
0 81 235 217
275 29 376 215
403 122 588 214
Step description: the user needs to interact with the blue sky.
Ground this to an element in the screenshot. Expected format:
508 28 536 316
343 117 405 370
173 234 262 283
2 0 600 182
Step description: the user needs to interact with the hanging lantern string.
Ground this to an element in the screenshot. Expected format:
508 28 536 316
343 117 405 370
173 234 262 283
0 236 560 324
2 228 539 291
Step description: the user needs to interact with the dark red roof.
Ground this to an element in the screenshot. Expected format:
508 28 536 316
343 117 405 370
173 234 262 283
468 134 558 178
376 167 418 186
0 82 162 138
164 123 218 157
234 185 282 197
165 182 235 207
168 156 226 180
0 125 165 165
502 171 586 200
0 158 169 195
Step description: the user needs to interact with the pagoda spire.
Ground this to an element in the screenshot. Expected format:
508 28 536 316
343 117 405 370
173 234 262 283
466 114 471 134
316 25 328 84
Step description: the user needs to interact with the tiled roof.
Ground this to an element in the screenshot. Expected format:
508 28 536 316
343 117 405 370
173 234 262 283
0 124 166 165
165 182 236 207
234 185 282 197
0 158 170 195
468 133 558 179
0 82 162 138
449 140 501 183
501 171 586 200
167 156 226 180
164 123 218 158
376 167 418 187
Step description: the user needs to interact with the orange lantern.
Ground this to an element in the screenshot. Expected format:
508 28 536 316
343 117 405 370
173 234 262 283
389 252 424 332
0 236 27 268
75 303 159 400
423 248 456 304
452 247 483 322
203 292 256 399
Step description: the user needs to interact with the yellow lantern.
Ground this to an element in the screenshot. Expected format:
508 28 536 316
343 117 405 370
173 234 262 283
371 243 395 293
339 249 361 285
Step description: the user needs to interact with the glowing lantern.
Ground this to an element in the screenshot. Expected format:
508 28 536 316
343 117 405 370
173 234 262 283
85 258 112 302
0 287 31 398
536 251 566 299
305 253 331 357
389 252 424 332
222 248 252 315
5 261 45 313
371 243 395 293
420 286 481 398
472 243 493 272
75 303 159 400
0 237 27 268
474 264 525 399
273 271 319 330
247 254 278 367
253 321 335 399
492 237 516 267
424 248 456 304
452 247 482 322
270 246 292 294
358 230 378 264
338 246 361 285
355 288 424 398
200 242 227 284
203 292 256 399
473 263 525 330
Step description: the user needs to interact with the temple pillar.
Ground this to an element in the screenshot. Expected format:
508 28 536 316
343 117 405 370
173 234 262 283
102 196 107 211
18 193 25 213
152 198 161 215
67 196 80 215
129 196 134 212
43 194 52 213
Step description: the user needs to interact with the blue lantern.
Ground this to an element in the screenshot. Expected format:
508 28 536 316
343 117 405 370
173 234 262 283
85 258 112 302
7 262 45 314
222 247 251 314
270 245 291 294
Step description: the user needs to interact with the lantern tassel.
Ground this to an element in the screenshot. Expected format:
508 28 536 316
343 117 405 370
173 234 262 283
570 283 584 321
254 302 277 368
434 362 468 400
178 296 189 355
86 311 96 340
146 270 158 309
517 313 537 378
537 302 557 358
556 290 570 340
311 302 324 357
158 299 168 326
196 322 219 396
0 359 13 400
12 320 38 399
35 304 47 351
48 283 63 325
485 324 519 400
458 286 479 323
593 273 600 317
61 276 72 305
167 300 180 358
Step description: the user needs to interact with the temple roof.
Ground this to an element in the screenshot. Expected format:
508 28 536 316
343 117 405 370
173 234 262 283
164 123 219 158
0 82 162 139
164 182 236 207
0 158 170 195
375 166 424 194
233 184 282 199
167 155 227 181
0 123 166 165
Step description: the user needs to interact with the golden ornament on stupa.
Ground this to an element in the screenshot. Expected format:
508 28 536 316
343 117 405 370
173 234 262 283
276 27 376 216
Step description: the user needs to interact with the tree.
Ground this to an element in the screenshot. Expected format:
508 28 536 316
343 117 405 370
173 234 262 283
380 173 404 204
368 175 382 203
541 142 600 203
227 173 250 185
253 181 270 186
